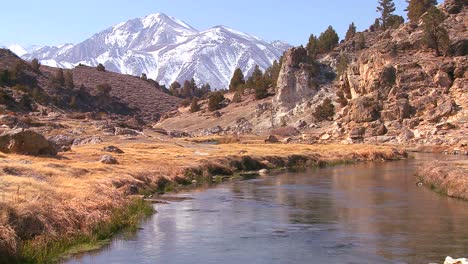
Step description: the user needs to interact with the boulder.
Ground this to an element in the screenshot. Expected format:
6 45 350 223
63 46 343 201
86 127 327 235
348 97 380 123
434 70 453 89
114 127 139 136
365 121 387 137
48 135 75 152
349 127 366 140
0 129 57 156
264 135 279 143
73 136 103 146
99 155 118 164
103 145 124 154
294 120 307 130
168 130 191 138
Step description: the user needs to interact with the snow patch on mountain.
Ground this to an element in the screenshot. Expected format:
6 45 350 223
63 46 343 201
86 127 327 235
22 13 291 89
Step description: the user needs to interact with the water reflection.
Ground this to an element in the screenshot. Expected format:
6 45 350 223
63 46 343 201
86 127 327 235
68 154 468 264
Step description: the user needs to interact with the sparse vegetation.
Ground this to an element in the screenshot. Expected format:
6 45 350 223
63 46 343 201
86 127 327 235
313 98 335 121
422 6 450 56
96 83 112 95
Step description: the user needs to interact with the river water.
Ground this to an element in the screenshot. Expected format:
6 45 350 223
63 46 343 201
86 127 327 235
67 154 468 264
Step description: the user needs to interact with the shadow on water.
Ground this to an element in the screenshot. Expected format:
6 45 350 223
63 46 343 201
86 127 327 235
67 153 468 264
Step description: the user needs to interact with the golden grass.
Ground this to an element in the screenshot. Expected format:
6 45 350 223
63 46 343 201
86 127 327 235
0 123 406 262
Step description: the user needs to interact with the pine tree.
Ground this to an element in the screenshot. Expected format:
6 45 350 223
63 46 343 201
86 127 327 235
170 81 181 97
229 68 245 92
377 0 396 29
318 26 339 53
64 71 74 88
406 0 437 22
422 6 450 56
189 97 200 112
182 80 193 98
371 18 381 31
96 63 105 72
387 15 405 28
306 34 319 59
356 33 366 50
55 69 65 86
345 22 357 41
31 58 40 73
141 73 147 81
247 65 263 88
208 91 225 111
336 53 349 76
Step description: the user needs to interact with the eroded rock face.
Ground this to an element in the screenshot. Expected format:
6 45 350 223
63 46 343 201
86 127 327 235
0 129 57 156
274 47 319 113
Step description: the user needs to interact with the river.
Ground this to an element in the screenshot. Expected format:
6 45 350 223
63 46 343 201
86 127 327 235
67 154 468 264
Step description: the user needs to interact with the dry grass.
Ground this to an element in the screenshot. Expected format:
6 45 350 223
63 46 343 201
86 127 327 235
0 119 407 262
416 160 468 200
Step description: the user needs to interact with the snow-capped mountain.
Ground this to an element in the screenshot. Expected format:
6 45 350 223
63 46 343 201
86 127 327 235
23 13 291 89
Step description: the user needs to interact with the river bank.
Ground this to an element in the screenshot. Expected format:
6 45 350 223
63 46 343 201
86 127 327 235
0 130 408 263
416 160 468 200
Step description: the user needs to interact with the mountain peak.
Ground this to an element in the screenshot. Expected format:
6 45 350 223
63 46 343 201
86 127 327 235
141 13 197 32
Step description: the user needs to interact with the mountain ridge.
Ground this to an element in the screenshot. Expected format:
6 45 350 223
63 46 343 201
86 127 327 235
22 13 291 89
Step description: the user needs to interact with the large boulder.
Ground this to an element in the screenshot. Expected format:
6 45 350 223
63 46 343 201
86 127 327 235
0 129 57 156
348 97 380 123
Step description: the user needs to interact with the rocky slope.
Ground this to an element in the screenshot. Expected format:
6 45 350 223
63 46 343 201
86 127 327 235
0 49 180 121
22 13 290 89
158 0 467 148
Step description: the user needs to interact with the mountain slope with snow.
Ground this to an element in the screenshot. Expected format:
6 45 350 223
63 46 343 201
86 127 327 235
23 13 291 89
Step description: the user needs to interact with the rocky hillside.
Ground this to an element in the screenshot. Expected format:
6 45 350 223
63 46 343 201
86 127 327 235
157 0 467 147
22 13 290 89
0 49 180 121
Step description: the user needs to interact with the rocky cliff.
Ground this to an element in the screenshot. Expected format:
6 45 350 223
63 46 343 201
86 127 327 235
272 0 467 146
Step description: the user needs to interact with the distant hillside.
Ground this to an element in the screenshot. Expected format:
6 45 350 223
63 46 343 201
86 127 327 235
0 49 180 121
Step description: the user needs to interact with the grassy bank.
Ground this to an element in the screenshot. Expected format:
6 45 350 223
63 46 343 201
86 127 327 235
0 136 407 263
3 198 153 264
415 160 468 200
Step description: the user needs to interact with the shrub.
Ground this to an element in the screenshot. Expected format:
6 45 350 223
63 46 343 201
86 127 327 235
96 63 106 72
31 58 40 73
180 98 191 107
96 84 112 95
189 98 200 112
313 98 335 121
208 91 225 111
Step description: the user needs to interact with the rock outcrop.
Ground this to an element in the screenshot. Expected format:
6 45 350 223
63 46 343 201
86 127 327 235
0 129 57 156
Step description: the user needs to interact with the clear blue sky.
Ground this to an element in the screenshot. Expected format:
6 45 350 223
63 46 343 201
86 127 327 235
0 0 441 47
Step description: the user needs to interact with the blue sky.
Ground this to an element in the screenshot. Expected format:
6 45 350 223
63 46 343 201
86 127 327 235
1 0 441 47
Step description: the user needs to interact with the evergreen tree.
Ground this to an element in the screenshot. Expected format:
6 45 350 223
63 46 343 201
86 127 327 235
422 6 450 56
64 71 74 88
189 97 200 112
336 53 349 76
182 80 193 98
306 34 319 59
170 81 181 97
208 91 225 111
377 0 396 29
345 22 357 41
141 73 147 81
55 69 65 86
31 58 40 73
318 26 339 53
356 33 366 50
406 0 437 22
371 18 381 31
387 15 405 28
247 65 263 88
96 63 106 72
229 68 245 91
